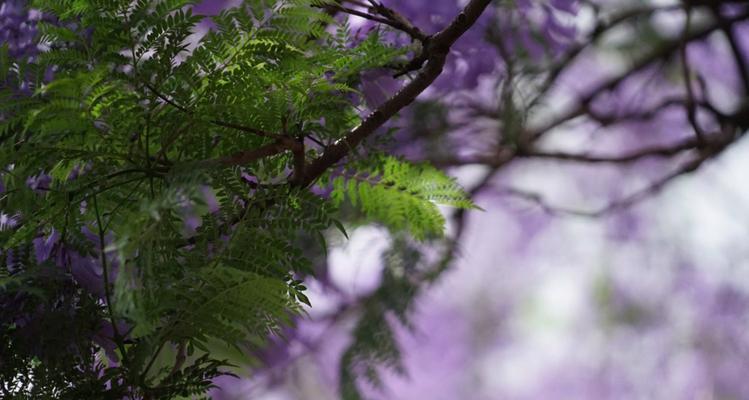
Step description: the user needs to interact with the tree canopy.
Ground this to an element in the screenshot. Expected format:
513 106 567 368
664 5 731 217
2 0 749 399
1 0 486 398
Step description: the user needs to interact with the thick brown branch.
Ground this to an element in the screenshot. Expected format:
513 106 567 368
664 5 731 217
290 136 306 184
300 0 493 186
188 139 296 170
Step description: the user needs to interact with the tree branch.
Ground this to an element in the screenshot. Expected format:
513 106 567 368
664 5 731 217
322 3 427 41
519 139 701 163
300 0 493 186
530 4 681 108
528 9 749 140
213 138 295 167
680 5 707 144
494 155 710 218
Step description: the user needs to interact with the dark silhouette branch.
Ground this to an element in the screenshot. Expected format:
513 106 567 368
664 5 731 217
528 9 749 141
680 6 707 144
301 0 494 186
320 2 427 42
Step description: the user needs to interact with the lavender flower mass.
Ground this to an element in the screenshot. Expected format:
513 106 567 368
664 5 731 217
2 0 749 399
0 0 42 58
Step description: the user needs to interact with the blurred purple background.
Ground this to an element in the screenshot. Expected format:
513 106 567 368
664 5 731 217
4 0 749 398
203 1 749 399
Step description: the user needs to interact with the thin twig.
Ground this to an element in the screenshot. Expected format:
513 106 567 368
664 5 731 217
144 83 282 140
680 5 706 143
92 194 130 366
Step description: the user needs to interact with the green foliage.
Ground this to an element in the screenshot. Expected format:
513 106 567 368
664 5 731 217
0 0 476 397
339 238 424 400
332 156 478 240
0 257 113 400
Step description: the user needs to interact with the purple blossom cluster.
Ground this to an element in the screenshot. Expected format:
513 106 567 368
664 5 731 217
0 0 42 59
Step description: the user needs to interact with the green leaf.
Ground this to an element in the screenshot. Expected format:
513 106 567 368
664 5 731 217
332 156 478 240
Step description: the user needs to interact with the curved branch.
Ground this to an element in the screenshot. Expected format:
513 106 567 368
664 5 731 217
529 9 749 140
300 0 494 186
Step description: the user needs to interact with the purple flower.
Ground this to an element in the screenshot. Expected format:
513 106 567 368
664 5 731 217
26 172 51 192
33 229 60 263
201 185 220 214
0 212 20 231
0 0 42 59
92 320 131 362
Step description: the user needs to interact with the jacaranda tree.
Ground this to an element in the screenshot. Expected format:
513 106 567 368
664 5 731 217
3 0 749 399
0 0 489 398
